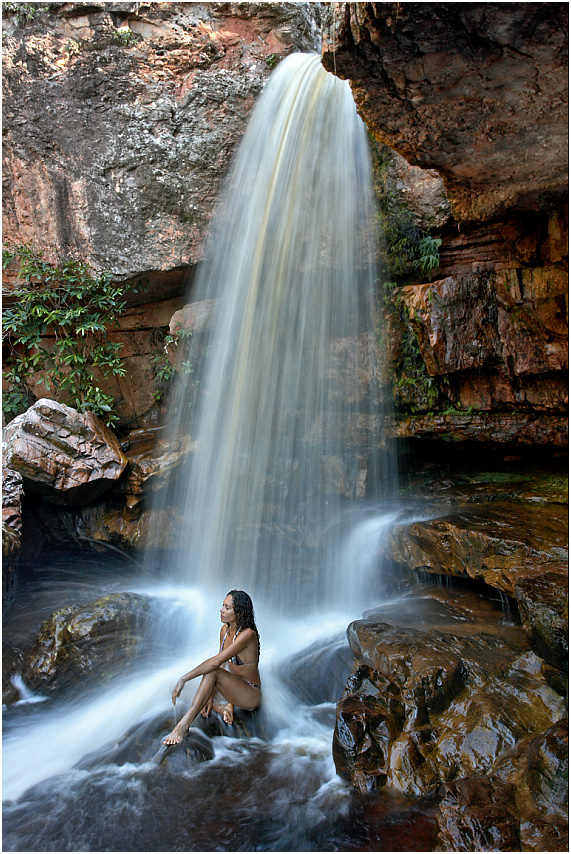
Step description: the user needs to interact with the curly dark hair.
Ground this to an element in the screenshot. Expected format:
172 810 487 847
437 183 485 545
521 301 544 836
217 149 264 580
228 589 260 658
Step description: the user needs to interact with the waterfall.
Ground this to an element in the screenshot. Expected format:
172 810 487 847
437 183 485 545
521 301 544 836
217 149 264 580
151 52 395 613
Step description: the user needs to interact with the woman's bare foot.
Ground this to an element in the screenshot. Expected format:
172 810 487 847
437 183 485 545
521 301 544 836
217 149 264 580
162 721 188 745
213 700 234 724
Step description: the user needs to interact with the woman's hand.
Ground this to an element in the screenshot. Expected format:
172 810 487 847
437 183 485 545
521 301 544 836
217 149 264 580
200 698 213 717
172 677 186 705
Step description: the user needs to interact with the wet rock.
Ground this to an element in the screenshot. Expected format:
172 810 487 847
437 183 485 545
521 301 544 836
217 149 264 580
322 3 568 224
435 718 569 851
2 644 24 705
2 466 24 602
515 566 569 671
3 399 127 506
79 714 215 770
435 775 521 851
22 592 153 694
391 412 568 446
333 588 566 796
282 637 355 706
385 502 568 599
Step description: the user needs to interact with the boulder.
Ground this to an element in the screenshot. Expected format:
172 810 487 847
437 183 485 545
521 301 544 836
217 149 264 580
333 588 566 796
22 591 153 694
435 719 569 851
30 425 196 552
3 399 127 506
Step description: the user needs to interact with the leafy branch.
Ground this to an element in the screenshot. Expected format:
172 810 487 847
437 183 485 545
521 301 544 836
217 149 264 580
2 244 128 425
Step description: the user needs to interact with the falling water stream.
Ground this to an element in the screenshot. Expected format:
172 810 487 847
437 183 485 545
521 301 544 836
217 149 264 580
1 54 435 852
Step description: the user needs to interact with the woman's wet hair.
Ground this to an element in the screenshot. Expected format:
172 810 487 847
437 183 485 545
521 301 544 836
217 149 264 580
228 589 260 657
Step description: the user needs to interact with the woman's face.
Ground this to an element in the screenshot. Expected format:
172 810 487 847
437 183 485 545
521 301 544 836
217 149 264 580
220 595 235 624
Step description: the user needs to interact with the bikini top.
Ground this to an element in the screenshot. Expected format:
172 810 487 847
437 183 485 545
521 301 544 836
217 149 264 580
221 626 258 667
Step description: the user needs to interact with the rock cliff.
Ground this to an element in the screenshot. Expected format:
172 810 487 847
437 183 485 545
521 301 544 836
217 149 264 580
3 2 320 287
322 2 568 446
322 2 568 223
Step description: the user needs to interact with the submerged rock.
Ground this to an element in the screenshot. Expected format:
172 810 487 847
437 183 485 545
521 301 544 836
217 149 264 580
22 591 153 694
3 399 127 506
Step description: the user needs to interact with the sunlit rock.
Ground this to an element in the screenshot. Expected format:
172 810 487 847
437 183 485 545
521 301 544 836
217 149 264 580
3 399 127 506
2 3 320 281
333 589 566 796
385 502 568 598
22 592 153 694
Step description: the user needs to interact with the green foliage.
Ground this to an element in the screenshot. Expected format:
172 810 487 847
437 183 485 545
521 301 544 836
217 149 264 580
386 290 440 415
1 3 50 25
413 235 442 274
112 27 140 47
265 54 279 69
369 136 442 283
151 329 194 403
2 244 127 425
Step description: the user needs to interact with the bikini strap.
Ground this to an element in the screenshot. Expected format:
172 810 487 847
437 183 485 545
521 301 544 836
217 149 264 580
220 625 231 653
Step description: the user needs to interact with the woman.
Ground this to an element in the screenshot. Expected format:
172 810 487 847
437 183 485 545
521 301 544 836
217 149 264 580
162 589 261 744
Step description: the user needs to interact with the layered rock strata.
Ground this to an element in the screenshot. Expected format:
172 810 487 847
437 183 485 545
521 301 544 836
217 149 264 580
3 398 128 505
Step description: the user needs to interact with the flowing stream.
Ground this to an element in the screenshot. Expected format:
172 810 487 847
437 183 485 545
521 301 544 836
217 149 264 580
0 54 430 852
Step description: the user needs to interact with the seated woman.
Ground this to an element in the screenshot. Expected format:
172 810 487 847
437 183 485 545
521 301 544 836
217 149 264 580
162 589 261 744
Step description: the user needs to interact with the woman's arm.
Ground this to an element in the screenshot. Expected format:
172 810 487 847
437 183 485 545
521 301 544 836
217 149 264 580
171 628 256 703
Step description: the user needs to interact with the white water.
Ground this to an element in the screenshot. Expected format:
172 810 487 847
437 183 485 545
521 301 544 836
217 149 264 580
3 54 399 838
149 52 394 609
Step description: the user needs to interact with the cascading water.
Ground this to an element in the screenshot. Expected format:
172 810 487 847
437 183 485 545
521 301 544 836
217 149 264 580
2 54 411 852
150 51 396 612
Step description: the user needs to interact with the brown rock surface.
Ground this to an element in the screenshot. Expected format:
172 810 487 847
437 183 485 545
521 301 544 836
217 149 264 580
30 425 196 552
385 502 568 596
435 719 569 851
3 399 127 505
392 413 569 446
322 3 568 223
333 588 566 797
2 466 24 600
22 592 153 694
2 2 320 286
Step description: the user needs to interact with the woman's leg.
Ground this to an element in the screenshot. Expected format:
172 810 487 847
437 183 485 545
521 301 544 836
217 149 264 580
162 669 261 744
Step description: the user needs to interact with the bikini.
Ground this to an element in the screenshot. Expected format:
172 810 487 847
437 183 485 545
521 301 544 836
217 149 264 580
221 626 261 690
